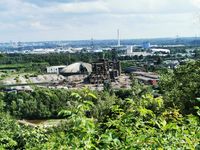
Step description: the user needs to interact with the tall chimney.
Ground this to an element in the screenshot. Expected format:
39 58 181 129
117 29 120 46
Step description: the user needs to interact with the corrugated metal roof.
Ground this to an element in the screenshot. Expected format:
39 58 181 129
135 76 158 81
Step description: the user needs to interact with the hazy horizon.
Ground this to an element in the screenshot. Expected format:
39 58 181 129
0 0 200 42
1 36 200 44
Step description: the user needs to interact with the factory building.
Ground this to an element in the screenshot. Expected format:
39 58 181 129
46 65 66 74
150 48 170 54
89 59 121 84
132 71 159 86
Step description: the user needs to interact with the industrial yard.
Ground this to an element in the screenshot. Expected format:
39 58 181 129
1 60 134 91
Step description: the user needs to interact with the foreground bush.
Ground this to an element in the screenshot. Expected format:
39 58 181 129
35 91 200 149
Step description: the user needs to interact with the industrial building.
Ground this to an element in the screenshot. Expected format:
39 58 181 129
150 48 170 54
46 65 66 74
46 58 122 85
132 71 159 86
89 59 121 84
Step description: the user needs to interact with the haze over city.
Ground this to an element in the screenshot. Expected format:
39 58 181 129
0 0 200 42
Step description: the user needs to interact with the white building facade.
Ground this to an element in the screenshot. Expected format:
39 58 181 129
47 66 66 74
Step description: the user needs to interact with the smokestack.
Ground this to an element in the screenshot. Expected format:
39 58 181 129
117 29 120 46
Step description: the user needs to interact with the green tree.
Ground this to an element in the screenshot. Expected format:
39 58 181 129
159 60 200 113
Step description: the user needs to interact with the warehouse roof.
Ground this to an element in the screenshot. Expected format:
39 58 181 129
61 62 92 74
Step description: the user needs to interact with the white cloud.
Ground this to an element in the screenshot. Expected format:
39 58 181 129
0 0 200 42
41 0 200 14
29 21 51 30
54 1 109 13
191 0 200 8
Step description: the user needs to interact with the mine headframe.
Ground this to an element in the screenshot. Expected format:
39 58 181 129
89 59 121 84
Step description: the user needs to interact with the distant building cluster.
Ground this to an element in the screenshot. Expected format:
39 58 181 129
124 43 171 57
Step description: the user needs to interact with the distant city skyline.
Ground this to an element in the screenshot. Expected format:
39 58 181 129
0 0 200 42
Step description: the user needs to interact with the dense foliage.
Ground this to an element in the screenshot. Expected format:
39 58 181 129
1 89 199 149
36 91 200 149
0 53 110 66
159 60 200 114
0 95 48 149
2 88 72 119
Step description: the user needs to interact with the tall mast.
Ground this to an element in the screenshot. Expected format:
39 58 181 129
117 29 120 46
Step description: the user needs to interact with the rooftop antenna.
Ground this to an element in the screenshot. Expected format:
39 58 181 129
117 29 120 46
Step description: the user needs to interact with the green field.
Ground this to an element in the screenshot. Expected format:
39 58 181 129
0 62 49 70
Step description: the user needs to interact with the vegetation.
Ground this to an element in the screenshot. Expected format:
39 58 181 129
3 88 71 119
120 60 136 71
0 53 107 66
0 62 49 73
0 60 200 149
159 60 200 114
0 52 112 74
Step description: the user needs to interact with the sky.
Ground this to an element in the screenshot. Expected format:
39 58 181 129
0 0 200 42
